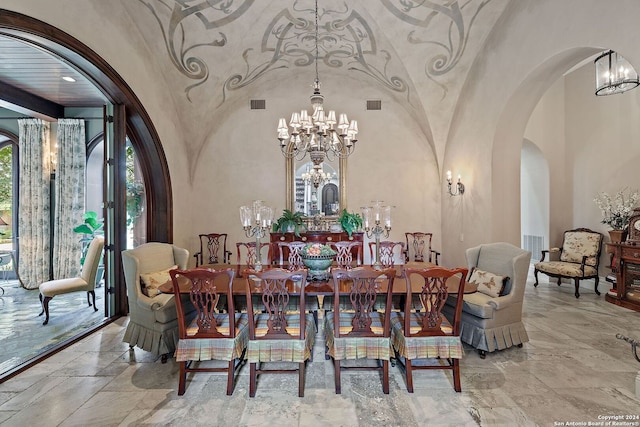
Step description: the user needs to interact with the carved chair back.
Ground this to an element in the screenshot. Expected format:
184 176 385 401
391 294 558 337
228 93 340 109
330 267 396 338
170 268 236 339
244 268 308 340
404 232 440 264
236 242 271 276
195 233 230 267
369 241 405 268
330 241 362 268
277 241 306 270
403 267 468 338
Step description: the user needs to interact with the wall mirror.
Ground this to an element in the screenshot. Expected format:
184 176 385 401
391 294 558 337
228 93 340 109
286 155 346 219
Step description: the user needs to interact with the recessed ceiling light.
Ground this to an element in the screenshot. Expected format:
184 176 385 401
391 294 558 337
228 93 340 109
62 76 76 82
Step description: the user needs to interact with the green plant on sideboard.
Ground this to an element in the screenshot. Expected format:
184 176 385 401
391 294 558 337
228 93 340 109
338 209 363 237
272 209 306 237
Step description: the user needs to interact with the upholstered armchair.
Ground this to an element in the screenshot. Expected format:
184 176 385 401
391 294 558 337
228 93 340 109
443 242 531 358
121 242 189 362
534 228 603 298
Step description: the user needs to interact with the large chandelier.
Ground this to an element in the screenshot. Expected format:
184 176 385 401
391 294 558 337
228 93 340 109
276 0 359 164
595 50 639 96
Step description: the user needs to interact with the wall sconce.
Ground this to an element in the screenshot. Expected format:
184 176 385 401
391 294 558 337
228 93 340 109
446 170 465 196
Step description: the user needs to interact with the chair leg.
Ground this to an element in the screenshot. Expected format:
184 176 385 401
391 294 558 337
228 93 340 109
41 296 52 325
38 293 44 316
594 276 601 295
478 349 486 359
405 358 414 393
334 359 341 394
249 362 257 397
178 361 186 395
533 269 539 287
226 360 235 396
574 278 580 298
88 291 97 311
298 362 305 397
382 359 389 394
452 358 461 392
161 354 169 364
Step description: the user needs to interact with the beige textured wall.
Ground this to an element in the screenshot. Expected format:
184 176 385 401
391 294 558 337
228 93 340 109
5 0 640 271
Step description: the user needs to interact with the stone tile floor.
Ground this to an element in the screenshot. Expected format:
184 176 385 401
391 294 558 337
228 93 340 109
0 280 106 376
0 270 639 426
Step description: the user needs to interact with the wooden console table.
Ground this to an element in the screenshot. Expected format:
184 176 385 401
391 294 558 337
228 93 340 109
270 231 364 264
605 242 640 312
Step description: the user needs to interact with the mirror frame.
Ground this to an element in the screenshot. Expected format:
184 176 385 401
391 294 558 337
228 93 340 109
286 156 347 216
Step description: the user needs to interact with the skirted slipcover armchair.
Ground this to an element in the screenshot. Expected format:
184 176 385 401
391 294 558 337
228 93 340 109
443 242 531 358
122 242 189 361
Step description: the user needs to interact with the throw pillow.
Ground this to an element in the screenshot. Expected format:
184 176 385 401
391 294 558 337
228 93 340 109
468 268 509 298
140 265 178 297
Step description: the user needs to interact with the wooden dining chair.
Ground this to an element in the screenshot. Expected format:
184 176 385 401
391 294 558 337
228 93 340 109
404 232 440 265
243 268 316 397
325 266 396 394
170 267 249 395
235 241 272 277
193 233 232 267
390 266 468 392
277 241 320 327
322 241 363 314
276 241 306 270
330 241 362 268
368 241 405 268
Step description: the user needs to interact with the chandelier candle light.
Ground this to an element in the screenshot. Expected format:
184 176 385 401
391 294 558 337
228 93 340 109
239 200 273 271
361 201 392 270
276 0 359 165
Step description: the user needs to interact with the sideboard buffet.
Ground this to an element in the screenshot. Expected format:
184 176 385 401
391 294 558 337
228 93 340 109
605 242 640 312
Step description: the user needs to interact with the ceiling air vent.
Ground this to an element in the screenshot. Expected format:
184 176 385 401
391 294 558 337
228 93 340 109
250 99 266 110
366 99 382 110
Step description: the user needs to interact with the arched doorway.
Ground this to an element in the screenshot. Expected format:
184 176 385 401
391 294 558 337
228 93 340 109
0 10 172 379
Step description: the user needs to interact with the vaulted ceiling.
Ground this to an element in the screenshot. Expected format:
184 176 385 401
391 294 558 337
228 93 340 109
0 0 511 156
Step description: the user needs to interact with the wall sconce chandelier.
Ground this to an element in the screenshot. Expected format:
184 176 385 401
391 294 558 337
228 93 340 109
446 171 465 196
595 50 639 96
275 0 359 165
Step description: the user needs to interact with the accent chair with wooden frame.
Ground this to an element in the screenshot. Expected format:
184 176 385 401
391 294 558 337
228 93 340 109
325 267 396 394
244 268 316 397
193 233 232 267
534 228 604 298
391 267 468 392
170 268 248 396
38 235 104 325
404 232 440 265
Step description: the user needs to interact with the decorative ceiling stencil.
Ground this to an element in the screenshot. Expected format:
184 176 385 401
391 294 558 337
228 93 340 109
380 0 493 97
138 0 255 100
223 1 409 103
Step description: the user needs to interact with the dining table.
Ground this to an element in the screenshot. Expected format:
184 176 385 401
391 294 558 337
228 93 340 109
157 263 478 296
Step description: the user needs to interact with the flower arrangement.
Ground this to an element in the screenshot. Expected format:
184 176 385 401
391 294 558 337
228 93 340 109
594 188 640 230
301 243 336 258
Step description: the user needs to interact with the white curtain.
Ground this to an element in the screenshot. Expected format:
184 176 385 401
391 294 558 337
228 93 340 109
53 119 86 280
18 119 51 290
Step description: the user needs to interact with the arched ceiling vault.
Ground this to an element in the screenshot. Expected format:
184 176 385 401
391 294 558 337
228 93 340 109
121 0 510 170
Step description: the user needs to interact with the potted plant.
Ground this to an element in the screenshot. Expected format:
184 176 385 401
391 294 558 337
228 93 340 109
594 188 639 242
272 209 306 237
73 211 105 286
338 209 363 237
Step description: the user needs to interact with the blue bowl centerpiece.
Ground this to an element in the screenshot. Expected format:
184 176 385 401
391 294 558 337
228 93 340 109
301 243 336 281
